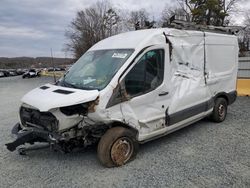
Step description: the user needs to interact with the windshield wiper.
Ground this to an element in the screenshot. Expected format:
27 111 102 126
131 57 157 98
60 80 98 90
79 86 98 90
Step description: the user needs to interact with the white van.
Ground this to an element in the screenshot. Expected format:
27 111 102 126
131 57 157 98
6 28 238 167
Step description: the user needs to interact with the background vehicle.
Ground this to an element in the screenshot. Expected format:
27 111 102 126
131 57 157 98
22 69 40 78
0 71 5 77
16 69 26 75
2 70 10 77
8 70 18 76
47 67 65 72
6 28 238 167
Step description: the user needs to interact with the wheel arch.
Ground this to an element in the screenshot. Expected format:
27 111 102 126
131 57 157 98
214 92 229 104
108 121 139 138
214 91 237 105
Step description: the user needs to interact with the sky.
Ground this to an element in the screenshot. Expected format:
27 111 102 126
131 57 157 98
0 0 249 58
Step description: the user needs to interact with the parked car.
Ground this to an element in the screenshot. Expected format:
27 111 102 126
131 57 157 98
2 70 10 77
47 67 64 72
0 71 5 77
22 69 40 78
8 70 18 76
6 28 238 167
47 67 54 72
16 69 26 75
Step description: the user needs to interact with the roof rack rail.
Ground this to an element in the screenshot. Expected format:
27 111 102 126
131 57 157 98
168 17 242 35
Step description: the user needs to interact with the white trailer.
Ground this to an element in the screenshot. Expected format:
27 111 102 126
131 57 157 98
6 28 238 167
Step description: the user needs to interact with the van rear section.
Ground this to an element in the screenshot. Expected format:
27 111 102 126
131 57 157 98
168 30 238 111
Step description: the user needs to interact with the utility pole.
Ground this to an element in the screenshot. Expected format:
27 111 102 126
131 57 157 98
50 48 56 83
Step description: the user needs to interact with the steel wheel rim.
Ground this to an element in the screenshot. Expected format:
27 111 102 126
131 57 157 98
218 104 225 119
111 137 133 165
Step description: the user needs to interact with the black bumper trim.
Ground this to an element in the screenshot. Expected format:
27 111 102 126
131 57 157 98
11 123 22 135
6 124 62 152
227 90 237 105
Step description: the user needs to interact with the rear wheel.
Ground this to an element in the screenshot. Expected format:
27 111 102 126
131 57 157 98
211 98 228 122
97 127 138 167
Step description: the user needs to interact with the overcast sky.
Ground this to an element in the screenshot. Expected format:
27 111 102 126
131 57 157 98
0 0 249 58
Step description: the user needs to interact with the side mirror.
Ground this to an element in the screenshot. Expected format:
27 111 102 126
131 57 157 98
106 80 130 108
118 80 130 101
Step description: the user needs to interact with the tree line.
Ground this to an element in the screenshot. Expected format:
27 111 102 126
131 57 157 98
0 57 73 69
65 0 250 58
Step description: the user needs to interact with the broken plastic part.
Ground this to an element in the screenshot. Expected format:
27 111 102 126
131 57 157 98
5 127 62 152
106 81 130 108
88 97 99 113
60 103 88 116
11 123 22 135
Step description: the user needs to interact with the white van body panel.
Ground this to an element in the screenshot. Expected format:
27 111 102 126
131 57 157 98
204 32 238 95
20 28 238 142
22 83 99 112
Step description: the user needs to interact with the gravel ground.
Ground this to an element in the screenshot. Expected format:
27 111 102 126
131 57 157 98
0 76 250 188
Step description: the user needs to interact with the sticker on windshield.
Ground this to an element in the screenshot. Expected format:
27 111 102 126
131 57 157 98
112 53 128 59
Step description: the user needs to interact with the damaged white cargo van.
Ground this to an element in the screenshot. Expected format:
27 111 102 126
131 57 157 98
6 28 238 167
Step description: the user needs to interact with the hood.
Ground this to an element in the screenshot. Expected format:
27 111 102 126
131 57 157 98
22 83 99 112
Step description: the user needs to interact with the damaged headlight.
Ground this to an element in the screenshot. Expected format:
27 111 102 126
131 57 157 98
60 98 99 116
60 103 89 116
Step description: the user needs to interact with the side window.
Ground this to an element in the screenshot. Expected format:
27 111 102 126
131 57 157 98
125 49 164 96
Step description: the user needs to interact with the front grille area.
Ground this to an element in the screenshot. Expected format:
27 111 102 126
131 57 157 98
20 106 59 132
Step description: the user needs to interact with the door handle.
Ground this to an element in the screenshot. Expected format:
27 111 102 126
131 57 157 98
159 91 169 96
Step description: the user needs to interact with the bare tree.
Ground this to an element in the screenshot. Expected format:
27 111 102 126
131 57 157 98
244 12 250 27
161 4 189 27
128 9 155 30
220 0 239 25
240 12 250 54
103 8 120 36
65 1 120 59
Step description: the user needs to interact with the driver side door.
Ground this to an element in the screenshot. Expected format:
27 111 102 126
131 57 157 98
120 45 171 138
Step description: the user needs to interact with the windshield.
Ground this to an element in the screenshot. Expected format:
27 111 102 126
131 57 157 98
60 49 134 90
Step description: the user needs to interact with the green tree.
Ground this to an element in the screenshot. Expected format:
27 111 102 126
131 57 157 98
179 0 238 26
191 0 222 25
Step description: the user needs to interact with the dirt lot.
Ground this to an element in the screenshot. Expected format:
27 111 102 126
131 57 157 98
0 76 250 188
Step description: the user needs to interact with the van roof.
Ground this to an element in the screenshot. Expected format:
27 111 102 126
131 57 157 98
89 28 237 51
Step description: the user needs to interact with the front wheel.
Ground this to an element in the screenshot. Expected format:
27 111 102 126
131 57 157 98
97 127 138 167
211 98 228 122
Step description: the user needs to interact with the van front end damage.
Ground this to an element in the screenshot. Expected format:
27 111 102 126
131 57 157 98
5 98 108 154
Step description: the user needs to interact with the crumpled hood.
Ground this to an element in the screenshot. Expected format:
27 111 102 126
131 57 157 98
22 83 99 111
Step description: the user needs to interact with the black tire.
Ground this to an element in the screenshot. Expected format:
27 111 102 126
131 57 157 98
97 126 138 167
211 98 228 123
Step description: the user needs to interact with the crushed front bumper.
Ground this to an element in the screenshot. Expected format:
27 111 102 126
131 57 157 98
5 123 63 152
